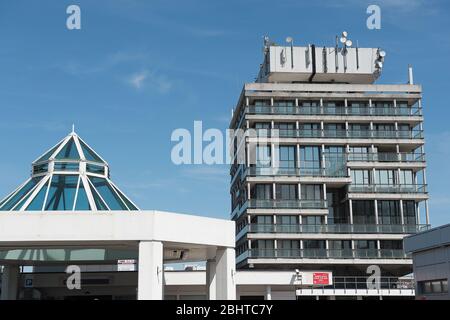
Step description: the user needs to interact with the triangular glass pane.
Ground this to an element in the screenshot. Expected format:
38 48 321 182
35 144 60 163
55 138 80 160
74 179 91 211
79 139 103 163
89 177 128 210
0 177 42 211
44 175 78 210
25 181 49 211
111 183 138 210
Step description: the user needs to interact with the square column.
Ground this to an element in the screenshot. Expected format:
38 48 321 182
215 247 236 300
138 241 163 300
206 259 217 300
1 265 19 300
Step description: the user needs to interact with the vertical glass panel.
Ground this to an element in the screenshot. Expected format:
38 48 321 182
44 175 78 210
79 139 103 163
55 138 80 160
74 179 91 211
25 180 49 211
89 177 128 210
0 177 42 211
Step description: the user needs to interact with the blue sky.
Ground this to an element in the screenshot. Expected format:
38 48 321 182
0 0 449 226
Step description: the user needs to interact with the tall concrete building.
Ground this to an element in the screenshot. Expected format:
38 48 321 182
229 36 430 292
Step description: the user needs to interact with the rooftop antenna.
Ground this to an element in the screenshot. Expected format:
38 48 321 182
71 124 75 134
339 31 353 72
286 36 294 68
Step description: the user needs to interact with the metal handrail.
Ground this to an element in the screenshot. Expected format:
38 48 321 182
247 105 422 116
255 129 424 139
247 223 430 234
348 184 427 193
248 199 327 209
248 248 410 259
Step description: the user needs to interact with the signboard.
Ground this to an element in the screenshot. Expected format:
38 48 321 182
117 259 136 272
313 272 330 285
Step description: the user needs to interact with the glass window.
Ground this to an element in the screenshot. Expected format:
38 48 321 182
278 146 296 168
55 138 80 160
25 180 49 211
300 146 321 170
378 200 401 224
278 215 299 225
276 184 297 200
374 170 395 185
279 240 300 249
256 146 271 168
403 200 417 225
351 170 370 185
74 179 91 210
301 184 321 200
254 122 270 129
89 177 129 210
0 177 42 211
110 184 138 210
303 215 324 225
79 139 103 162
35 144 60 163
399 170 414 185
352 200 376 224
303 240 325 249
356 240 377 250
44 175 78 210
253 215 273 224
254 184 272 200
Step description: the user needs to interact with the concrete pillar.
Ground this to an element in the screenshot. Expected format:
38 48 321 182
1 265 19 300
138 241 163 300
215 247 236 300
265 285 272 300
206 259 217 300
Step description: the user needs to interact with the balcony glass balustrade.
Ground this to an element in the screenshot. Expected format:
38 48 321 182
248 199 327 209
246 223 430 234
255 129 424 139
246 248 409 259
348 184 427 193
245 166 348 177
247 105 422 116
347 152 425 162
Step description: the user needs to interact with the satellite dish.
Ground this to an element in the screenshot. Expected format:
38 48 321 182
379 50 386 57
342 31 348 37
376 61 383 68
345 40 353 47
286 36 293 43
340 37 347 44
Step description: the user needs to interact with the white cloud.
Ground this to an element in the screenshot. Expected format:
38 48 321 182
128 71 148 89
127 70 173 93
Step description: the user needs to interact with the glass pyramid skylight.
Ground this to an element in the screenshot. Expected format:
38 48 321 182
0 131 139 211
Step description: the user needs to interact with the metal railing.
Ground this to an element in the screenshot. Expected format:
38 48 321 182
245 167 348 177
348 184 427 193
347 152 425 162
247 223 430 234
247 248 410 259
314 276 415 290
255 129 424 139
247 105 422 116
248 199 327 209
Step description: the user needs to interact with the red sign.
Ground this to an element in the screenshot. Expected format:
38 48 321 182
313 272 330 285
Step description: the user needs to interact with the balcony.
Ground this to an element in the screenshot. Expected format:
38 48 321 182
246 248 410 259
348 152 425 162
246 223 430 234
348 184 427 193
247 106 422 117
255 129 424 139
245 167 348 177
248 199 327 209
